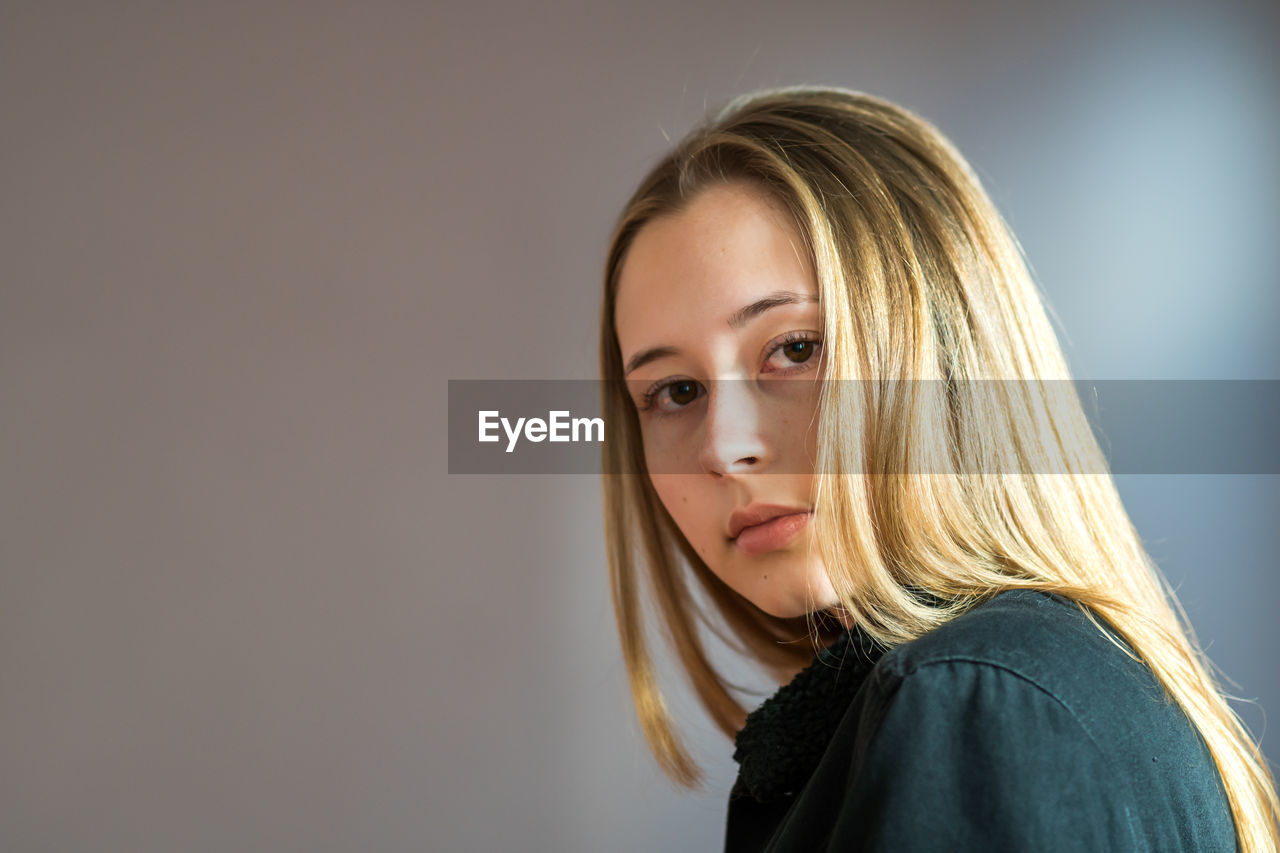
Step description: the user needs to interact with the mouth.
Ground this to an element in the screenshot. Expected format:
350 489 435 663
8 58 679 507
728 503 813 540
731 511 813 557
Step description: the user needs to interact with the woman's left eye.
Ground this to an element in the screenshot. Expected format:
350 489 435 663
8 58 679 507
766 333 822 371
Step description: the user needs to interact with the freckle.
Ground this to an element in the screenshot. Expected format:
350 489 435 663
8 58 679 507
682 496 688 503
762 574 768 580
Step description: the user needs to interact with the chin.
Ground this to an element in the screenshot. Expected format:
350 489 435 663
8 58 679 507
743 578 842 621
748 594 817 620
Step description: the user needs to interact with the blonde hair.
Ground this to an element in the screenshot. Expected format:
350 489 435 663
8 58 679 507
598 85 1279 850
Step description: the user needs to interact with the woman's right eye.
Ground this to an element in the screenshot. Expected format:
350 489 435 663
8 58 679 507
640 379 704 414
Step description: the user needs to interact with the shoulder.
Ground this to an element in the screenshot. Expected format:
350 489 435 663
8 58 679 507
870 588 1164 739
828 589 1236 851
853 590 1127 782
882 588 1127 676
847 589 1143 782
822 592 1146 849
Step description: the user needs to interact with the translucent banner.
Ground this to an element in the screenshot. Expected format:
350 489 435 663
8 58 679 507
447 379 1280 475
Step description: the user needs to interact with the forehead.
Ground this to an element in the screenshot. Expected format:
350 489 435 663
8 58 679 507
614 182 816 343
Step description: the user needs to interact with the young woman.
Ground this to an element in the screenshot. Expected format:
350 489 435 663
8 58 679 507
598 86 1279 851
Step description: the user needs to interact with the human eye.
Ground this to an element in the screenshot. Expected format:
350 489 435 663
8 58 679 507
763 331 823 374
638 377 704 415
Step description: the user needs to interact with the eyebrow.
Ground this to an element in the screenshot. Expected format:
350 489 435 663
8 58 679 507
623 290 819 376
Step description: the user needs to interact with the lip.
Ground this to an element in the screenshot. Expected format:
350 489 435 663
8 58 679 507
731 510 813 556
728 503 813 540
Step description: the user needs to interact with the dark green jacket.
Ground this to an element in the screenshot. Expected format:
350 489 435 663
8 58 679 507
724 589 1238 852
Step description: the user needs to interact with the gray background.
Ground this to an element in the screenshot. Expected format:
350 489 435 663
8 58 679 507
1 1 1276 851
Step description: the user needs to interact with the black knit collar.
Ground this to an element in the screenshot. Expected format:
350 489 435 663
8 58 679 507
730 624 888 803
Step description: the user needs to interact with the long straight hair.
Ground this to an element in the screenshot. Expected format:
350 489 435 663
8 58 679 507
598 86 1279 851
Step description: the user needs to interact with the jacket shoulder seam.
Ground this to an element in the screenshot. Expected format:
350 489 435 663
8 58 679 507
887 656 1107 760
882 655 1145 849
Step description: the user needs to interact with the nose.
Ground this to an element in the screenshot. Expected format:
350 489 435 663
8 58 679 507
698 379 771 476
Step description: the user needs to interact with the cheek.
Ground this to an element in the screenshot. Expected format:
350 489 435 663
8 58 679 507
640 418 700 476
651 475 694 525
650 476 718 557
799 387 824 464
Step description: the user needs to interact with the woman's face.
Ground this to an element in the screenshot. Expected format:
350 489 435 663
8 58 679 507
614 180 839 619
